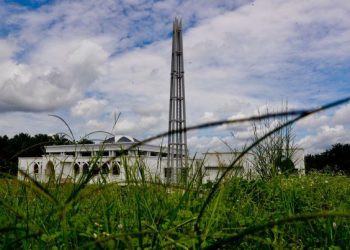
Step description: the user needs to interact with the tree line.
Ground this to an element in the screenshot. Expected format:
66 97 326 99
305 143 350 175
0 133 93 175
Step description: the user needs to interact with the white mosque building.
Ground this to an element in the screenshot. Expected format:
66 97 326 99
18 135 170 184
17 135 305 184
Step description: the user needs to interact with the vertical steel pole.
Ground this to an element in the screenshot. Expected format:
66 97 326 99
167 18 188 183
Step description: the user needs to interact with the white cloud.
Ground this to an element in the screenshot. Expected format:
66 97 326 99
188 136 226 153
0 39 17 61
333 103 350 124
114 119 137 134
201 112 217 122
0 112 70 137
71 98 108 117
0 39 108 112
85 119 110 132
298 114 330 129
113 114 166 136
298 125 350 154
187 134 247 154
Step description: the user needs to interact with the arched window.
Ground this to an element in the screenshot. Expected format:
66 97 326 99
74 163 80 175
83 163 89 174
101 163 109 175
45 161 55 180
91 165 99 176
33 163 39 174
112 162 120 175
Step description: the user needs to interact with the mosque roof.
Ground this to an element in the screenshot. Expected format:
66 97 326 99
104 135 140 144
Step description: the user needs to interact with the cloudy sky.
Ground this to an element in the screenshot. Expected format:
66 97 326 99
0 0 349 154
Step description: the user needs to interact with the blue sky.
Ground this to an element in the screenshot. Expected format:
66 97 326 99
0 0 349 154
4 0 54 9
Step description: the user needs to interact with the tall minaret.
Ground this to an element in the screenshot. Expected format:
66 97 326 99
167 18 188 182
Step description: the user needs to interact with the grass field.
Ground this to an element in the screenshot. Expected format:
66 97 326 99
1 96 347 249
1 171 350 249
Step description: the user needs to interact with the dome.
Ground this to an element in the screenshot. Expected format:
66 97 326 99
109 135 140 143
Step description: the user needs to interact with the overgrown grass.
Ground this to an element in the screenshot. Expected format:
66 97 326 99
1 173 350 249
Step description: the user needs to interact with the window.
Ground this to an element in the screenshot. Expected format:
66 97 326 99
180 168 188 182
74 163 80 175
65 152 75 156
97 151 109 157
114 150 126 157
128 150 136 156
81 152 92 157
45 161 55 179
112 162 120 175
83 163 89 174
92 165 99 176
33 164 39 174
101 163 109 175
150 152 159 157
164 168 172 179
138 151 148 156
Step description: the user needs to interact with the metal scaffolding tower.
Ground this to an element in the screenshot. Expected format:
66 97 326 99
167 18 188 182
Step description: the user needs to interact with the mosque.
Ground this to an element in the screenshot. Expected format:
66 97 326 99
17 19 305 184
18 135 171 183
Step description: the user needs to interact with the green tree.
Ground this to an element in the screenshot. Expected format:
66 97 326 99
305 143 350 175
0 133 93 176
